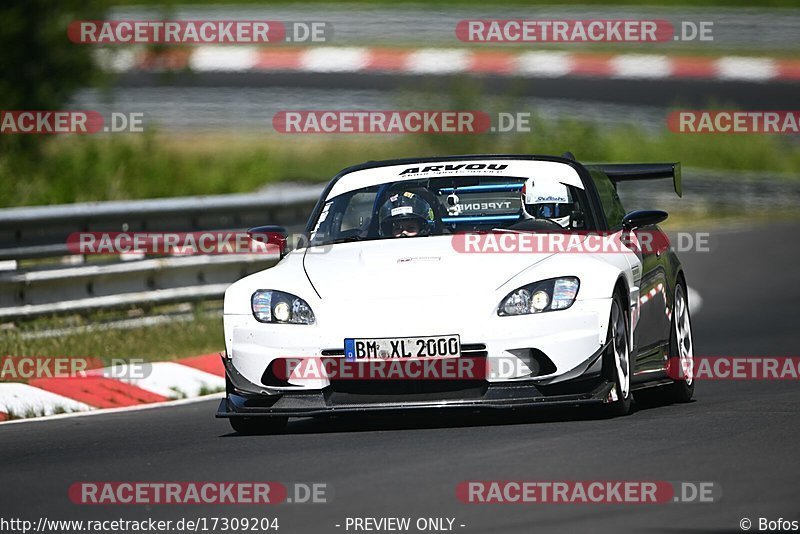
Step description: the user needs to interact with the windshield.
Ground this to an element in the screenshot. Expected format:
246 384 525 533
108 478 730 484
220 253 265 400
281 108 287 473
308 175 594 246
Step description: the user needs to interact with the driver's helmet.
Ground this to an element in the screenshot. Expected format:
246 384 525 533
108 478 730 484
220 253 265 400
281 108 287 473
520 178 573 227
378 191 434 237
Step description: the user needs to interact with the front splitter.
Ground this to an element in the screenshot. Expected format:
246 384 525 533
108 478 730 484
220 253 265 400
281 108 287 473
216 381 615 418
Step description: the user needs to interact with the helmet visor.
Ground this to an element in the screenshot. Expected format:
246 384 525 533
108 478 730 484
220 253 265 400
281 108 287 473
525 203 573 219
387 217 423 236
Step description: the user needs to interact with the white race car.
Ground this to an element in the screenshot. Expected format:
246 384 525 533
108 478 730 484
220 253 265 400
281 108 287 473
217 155 695 433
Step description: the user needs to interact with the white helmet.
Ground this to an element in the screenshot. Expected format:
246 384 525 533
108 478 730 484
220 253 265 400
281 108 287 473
520 179 573 227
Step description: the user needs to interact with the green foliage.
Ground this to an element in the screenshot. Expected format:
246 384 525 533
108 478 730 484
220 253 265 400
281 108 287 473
1 308 224 364
0 0 106 155
3 120 800 207
104 0 791 7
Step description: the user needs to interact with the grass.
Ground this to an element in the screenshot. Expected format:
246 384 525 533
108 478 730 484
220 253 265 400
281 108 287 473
3 405 74 420
1 305 224 365
4 114 800 207
661 208 800 230
104 0 798 8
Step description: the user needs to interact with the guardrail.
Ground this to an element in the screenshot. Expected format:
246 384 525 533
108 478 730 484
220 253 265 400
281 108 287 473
0 188 320 260
618 169 800 212
0 187 322 321
2 171 797 322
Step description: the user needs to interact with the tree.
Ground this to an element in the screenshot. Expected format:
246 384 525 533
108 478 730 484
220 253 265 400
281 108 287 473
0 0 106 153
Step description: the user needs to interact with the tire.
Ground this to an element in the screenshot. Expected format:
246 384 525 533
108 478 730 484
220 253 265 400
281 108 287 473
659 282 695 403
229 416 288 435
225 375 289 434
600 293 633 417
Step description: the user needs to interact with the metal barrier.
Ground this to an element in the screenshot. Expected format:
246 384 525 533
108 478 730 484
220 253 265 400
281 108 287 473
0 187 322 321
2 171 797 321
0 188 320 260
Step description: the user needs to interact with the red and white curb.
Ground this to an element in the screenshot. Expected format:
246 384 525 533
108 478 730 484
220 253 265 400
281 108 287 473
0 353 224 423
103 46 800 82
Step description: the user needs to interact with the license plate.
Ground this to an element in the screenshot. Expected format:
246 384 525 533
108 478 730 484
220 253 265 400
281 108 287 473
344 335 461 361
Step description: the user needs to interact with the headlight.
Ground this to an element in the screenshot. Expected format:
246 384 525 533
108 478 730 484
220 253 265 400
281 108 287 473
251 290 316 324
498 277 579 316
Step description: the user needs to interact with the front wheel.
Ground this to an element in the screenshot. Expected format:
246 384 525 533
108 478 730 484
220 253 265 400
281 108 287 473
600 294 633 417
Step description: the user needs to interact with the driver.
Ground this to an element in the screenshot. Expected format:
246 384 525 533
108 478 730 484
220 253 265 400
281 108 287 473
378 191 434 237
520 178 573 228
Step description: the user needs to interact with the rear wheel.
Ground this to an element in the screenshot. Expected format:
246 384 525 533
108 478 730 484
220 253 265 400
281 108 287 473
601 294 633 416
660 283 695 403
229 416 288 435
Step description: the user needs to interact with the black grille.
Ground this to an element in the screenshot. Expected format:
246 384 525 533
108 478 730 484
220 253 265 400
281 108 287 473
529 349 557 376
328 382 487 403
461 343 488 357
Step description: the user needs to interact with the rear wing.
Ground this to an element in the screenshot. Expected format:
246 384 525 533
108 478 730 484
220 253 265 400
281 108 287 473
587 162 682 197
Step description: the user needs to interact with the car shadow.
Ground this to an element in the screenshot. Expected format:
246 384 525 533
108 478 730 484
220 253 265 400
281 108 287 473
220 391 693 437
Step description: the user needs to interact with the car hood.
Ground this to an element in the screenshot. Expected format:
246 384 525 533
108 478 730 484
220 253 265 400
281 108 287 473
303 235 556 300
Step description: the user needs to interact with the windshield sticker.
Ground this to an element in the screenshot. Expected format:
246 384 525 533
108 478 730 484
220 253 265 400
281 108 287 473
399 163 509 176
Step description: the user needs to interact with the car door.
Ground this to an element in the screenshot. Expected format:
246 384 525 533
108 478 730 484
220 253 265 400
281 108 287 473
590 171 669 374
632 224 673 373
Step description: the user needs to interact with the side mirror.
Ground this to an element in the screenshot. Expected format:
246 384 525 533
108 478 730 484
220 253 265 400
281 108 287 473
247 225 289 257
621 210 668 231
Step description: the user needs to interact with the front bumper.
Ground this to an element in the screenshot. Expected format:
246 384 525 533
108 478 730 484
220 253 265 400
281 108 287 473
216 348 615 419
223 298 613 391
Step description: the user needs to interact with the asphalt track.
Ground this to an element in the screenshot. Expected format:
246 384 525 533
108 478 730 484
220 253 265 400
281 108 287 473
119 72 800 110
2 222 799 534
